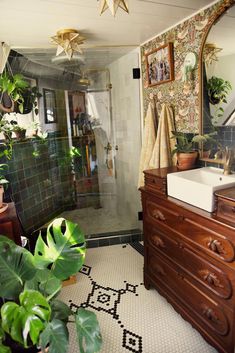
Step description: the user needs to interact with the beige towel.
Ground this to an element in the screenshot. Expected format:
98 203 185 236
138 102 157 188
149 103 177 169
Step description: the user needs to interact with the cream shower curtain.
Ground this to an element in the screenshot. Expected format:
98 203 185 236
138 102 157 188
149 103 177 169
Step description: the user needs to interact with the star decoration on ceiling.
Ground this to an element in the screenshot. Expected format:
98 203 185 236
99 0 129 16
51 29 86 60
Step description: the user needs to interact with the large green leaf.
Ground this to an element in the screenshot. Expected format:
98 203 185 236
0 239 36 299
34 218 86 280
75 309 102 353
50 300 71 321
40 319 69 353
25 269 61 300
0 343 11 353
1 290 51 347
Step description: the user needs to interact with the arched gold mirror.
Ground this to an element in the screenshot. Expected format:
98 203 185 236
200 0 235 163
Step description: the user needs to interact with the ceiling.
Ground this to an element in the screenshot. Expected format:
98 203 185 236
0 0 217 71
206 4 235 57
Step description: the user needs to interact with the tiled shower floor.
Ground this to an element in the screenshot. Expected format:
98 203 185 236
59 243 217 353
59 207 140 236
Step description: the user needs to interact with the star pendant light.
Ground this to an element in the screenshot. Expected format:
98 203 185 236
99 0 129 16
51 29 86 60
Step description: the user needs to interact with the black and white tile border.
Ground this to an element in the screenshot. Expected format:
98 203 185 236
69 245 144 353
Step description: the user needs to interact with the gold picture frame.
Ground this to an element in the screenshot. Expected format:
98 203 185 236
145 43 174 87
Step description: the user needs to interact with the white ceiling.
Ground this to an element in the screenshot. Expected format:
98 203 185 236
206 5 235 56
0 0 217 70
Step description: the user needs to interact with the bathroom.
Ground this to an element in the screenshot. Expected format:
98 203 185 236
0 1 235 352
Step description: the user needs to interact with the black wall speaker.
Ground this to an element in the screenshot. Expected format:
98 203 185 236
132 68 140 79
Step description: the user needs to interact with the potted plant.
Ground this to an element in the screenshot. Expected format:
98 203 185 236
172 131 212 170
0 72 29 114
0 118 13 142
0 163 9 208
0 217 102 353
19 86 42 115
207 76 232 122
30 121 40 136
10 120 26 140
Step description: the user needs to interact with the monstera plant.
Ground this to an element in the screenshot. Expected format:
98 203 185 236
0 218 102 353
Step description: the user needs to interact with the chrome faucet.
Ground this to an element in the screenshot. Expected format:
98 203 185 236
214 146 234 175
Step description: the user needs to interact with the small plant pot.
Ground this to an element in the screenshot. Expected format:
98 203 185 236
14 129 26 140
177 151 198 170
202 150 211 159
3 132 13 142
0 185 3 208
32 129 38 137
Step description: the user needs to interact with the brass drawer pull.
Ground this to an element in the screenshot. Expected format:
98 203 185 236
155 265 166 276
207 239 225 255
152 236 165 248
199 270 224 288
178 215 185 222
202 307 219 323
152 209 166 221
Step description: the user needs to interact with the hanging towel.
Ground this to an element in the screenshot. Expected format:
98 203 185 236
138 102 157 188
149 103 177 169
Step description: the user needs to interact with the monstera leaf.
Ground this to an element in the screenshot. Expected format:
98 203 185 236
24 269 61 300
34 218 86 280
1 290 51 347
76 309 102 353
40 319 69 353
50 300 72 321
0 238 36 299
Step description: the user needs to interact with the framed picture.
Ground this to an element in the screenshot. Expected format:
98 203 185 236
69 91 86 120
145 43 174 87
43 88 57 123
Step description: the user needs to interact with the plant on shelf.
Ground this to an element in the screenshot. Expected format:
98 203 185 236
0 217 102 353
10 120 26 140
171 131 216 170
19 86 42 115
0 163 8 208
207 76 232 122
30 121 40 136
0 72 29 114
0 118 15 160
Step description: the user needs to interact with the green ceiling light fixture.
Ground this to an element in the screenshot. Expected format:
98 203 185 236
51 29 86 60
99 0 129 16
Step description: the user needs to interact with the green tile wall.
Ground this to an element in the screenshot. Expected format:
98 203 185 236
4 135 75 235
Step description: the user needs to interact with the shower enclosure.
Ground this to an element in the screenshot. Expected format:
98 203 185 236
2 48 142 240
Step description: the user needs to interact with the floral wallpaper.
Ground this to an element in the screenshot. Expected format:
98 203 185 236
140 0 227 133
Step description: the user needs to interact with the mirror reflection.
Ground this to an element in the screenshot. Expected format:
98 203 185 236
203 5 235 127
202 4 235 160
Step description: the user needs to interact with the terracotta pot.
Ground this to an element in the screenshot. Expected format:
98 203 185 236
177 151 198 170
14 129 26 140
0 185 3 208
202 150 211 159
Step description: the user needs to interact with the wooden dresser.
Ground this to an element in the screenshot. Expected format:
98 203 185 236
140 167 235 353
0 202 22 245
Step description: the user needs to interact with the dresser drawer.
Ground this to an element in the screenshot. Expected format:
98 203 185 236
145 195 235 263
144 174 167 195
216 198 235 226
146 248 233 351
146 225 233 301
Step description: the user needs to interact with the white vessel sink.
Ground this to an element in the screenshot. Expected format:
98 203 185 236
167 167 235 212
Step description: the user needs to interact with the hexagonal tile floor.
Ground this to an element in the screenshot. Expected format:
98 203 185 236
59 243 217 353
